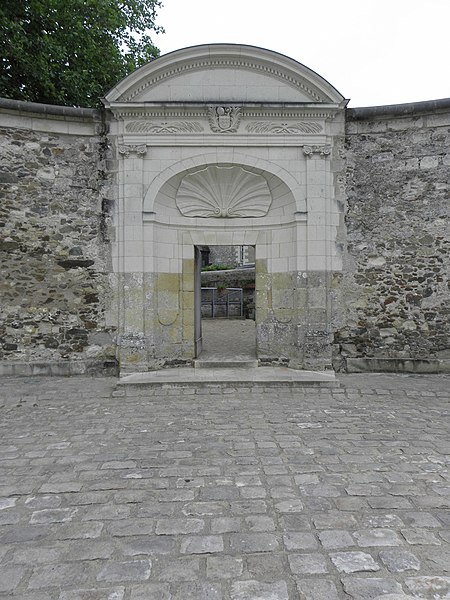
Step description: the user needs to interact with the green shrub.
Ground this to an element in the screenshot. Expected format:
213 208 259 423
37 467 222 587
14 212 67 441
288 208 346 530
201 264 233 271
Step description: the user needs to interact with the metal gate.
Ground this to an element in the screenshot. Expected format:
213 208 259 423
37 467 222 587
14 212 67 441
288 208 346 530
201 287 243 318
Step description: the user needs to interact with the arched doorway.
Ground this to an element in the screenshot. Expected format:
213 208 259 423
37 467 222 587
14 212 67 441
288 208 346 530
103 44 347 374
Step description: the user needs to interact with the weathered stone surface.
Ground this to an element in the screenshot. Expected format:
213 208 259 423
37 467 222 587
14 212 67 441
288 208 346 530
96 560 152 582
379 549 421 572
274 499 304 513
330 551 380 573
0 566 26 593
0 374 448 598
341 577 403 599
180 535 224 554
295 579 340 600
120 536 176 556
59 589 125 600
373 596 416 600
155 518 204 535
288 552 328 574
283 531 317 550
405 576 450 598
153 557 201 582
336 107 450 373
206 556 243 579
0 119 116 373
230 580 289 600
1 88 449 376
318 529 354 549
229 532 279 552
28 563 90 589
129 584 171 600
354 528 402 547
171 582 223 600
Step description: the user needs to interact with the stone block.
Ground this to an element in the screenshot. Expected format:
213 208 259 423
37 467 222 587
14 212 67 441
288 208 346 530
318 529 354 549
206 556 243 579
230 580 289 600
295 579 340 600
229 532 279 552
60 589 125 600
155 518 204 534
354 528 403 547
283 532 318 550
171 582 223 600
288 553 328 574
28 564 90 589
330 551 380 573
96 560 152 582
379 549 421 572
153 557 201 582
274 499 304 513
0 567 26 593
341 577 403 599
180 535 224 554
419 155 439 169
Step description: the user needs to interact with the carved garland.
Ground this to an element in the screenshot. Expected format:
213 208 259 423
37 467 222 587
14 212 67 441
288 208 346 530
125 121 204 133
122 116 323 136
246 121 323 134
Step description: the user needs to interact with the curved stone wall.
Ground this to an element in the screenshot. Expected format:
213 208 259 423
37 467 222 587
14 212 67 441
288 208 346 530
1 95 449 374
336 98 450 373
0 99 117 375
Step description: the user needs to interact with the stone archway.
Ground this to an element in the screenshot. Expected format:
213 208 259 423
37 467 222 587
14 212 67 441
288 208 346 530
103 44 347 374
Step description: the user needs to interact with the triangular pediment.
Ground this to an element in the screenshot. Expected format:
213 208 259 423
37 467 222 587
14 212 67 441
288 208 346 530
105 44 344 105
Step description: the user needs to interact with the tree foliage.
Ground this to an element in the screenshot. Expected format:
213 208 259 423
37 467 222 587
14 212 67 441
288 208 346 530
0 0 163 107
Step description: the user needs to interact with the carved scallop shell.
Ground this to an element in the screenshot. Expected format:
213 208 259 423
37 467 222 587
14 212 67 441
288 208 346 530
176 166 272 218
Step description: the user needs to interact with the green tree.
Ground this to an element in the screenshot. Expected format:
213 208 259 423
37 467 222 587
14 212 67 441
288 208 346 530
0 0 163 107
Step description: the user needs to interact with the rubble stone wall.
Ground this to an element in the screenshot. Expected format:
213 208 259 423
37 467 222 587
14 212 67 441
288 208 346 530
1 96 449 375
335 100 450 373
0 100 117 376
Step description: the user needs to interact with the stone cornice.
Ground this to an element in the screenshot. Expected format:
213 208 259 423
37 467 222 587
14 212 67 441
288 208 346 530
107 103 341 123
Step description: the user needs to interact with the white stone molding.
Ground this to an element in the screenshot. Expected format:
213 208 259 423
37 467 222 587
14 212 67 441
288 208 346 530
125 121 204 133
110 106 338 121
104 45 346 105
176 166 272 218
302 145 332 158
207 106 242 133
143 152 305 214
117 144 147 157
246 121 323 134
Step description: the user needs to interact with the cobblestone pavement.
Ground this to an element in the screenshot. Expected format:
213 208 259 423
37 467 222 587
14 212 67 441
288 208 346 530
0 374 449 599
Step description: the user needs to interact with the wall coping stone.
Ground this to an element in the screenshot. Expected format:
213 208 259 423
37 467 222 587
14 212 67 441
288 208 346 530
2 95 449 123
348 97 450 120
0 96 101 121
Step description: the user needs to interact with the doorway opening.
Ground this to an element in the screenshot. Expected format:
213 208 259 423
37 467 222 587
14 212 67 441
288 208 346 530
194 245 256 361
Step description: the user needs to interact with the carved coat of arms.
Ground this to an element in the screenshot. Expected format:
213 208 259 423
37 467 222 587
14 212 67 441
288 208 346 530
207 105 242 133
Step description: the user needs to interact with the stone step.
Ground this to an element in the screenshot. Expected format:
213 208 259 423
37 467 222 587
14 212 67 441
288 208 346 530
117 367 340 391
193 359 259 369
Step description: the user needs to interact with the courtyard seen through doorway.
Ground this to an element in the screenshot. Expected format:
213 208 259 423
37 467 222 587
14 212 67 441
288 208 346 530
195 245 256 363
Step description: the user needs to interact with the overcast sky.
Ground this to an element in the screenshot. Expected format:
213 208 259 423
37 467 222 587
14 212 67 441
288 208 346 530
153 0 449 107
